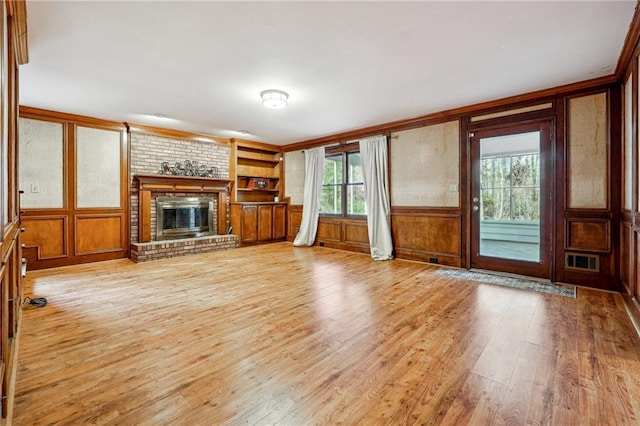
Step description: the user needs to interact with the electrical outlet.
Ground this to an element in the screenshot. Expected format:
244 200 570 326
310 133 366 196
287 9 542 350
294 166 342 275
30 183 40 193
448 183 458 192
429 257 439 264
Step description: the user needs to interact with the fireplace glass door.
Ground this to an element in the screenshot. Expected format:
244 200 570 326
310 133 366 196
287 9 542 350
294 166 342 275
156 197 215 240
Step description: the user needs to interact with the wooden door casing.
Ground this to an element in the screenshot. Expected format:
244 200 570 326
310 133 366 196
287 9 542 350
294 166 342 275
470 121 553 279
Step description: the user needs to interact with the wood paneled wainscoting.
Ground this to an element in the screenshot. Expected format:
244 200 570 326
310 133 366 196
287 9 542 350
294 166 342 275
18 108 130 270
391 207 462 267
286 205 462 266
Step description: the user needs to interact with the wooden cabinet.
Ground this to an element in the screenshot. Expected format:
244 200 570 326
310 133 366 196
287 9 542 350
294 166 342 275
230 139 283 203
231 203 287 246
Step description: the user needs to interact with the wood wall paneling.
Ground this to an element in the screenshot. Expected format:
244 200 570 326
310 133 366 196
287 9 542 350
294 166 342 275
20 216 67 260
391 214 461 257
18 110 130 270
2 0 28 418
317 220 342 242
566 219 610 252
391 209 461 267
620 222 631 293
74 215 123 255
344 222 369 246
287 205 302 241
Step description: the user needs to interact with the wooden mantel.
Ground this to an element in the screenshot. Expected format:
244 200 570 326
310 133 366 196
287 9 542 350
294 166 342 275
134 174 234 243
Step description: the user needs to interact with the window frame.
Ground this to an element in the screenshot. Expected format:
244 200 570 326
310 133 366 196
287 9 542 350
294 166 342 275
320 144 366 218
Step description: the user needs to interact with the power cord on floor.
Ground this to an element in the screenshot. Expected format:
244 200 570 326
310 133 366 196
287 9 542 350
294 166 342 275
24 296 48 307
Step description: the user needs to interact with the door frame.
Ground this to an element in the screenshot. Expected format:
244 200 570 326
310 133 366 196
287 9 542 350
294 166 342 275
469 120 554 279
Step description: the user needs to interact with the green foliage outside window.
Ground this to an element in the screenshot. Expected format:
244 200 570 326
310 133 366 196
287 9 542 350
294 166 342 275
481 153 539 221
320 152 366 215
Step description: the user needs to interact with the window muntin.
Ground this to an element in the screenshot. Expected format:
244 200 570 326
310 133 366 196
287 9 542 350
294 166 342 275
320 151 366 216
480 152 540 221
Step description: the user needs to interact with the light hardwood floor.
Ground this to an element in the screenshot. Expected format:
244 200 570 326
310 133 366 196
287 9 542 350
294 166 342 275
12 242 640 425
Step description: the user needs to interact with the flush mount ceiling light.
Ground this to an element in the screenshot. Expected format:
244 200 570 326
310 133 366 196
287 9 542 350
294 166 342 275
260 89 289 109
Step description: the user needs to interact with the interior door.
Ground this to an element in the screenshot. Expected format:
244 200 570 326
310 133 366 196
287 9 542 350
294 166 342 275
470 121 552 278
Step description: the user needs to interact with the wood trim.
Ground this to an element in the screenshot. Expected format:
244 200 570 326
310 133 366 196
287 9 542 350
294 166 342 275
230 137 281 153
616 2 640 81
565 218 610 253
135 175 233 242
139 190 151 243
391 206 460 217
7 0 27 65
282 75 616 152
73 213 125 256
134 174 233 193
20 106 125 130
20 214 69 260
127 122 230 146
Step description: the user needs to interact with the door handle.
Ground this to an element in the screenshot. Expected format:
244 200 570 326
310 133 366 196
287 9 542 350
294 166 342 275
473 206 479 211
472 197 479 203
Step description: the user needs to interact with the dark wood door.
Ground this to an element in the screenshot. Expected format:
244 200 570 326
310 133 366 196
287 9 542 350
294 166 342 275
470 121 552 278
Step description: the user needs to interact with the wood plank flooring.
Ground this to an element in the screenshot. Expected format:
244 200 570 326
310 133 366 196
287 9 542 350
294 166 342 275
12 242 640 425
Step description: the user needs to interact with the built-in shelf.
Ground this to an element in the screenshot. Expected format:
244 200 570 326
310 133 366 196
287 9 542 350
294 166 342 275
231 139 283 203
237 188 279 192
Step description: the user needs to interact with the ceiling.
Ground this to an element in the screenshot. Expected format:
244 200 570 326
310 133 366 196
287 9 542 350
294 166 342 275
20 1 636 146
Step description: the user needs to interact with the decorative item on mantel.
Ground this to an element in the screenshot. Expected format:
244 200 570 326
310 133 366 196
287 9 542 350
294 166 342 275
159 160 220 178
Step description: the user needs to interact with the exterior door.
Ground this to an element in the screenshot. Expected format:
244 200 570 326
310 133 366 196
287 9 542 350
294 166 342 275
470 121 552 278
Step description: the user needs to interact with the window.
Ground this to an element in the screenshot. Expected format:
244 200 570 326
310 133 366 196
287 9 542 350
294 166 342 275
481 152 540 221
320 151 366 216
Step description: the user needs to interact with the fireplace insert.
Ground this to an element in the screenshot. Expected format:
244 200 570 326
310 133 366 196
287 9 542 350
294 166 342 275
156 196 215 240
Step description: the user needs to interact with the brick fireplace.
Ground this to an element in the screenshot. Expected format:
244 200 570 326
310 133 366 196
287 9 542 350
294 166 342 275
129 131 239 262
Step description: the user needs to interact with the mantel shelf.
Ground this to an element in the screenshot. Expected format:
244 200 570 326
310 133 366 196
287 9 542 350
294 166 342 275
134 174 234 193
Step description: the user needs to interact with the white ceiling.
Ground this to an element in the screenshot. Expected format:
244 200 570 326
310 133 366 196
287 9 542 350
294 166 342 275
20 1 636 145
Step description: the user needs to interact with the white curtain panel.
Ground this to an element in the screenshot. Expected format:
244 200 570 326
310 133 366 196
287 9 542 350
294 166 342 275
360 135 394 260
293 146 325 247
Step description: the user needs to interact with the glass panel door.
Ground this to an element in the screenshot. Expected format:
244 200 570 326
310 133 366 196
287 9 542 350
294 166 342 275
479 132 540 262
470 121 551 278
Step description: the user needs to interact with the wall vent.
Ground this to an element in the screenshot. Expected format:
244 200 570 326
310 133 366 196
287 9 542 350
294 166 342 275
565 252 599 273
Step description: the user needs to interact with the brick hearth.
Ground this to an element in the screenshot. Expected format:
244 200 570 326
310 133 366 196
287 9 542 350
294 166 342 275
130 235 239 262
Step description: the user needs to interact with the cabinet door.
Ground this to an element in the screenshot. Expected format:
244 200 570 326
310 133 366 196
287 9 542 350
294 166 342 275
273 204 286 240
241 205 258 243
258 205 273 241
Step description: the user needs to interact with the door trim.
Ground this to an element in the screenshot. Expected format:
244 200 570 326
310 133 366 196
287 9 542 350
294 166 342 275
469 120 554 279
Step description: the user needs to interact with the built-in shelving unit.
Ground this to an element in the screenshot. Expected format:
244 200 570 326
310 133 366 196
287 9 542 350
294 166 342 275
231 138 283 203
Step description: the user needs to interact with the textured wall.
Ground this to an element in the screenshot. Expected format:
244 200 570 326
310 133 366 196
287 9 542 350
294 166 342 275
76 126 122 208
568 92 608 209
284 150 305 205
129 132 230 243
390 120 460 207
18 118 65 208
